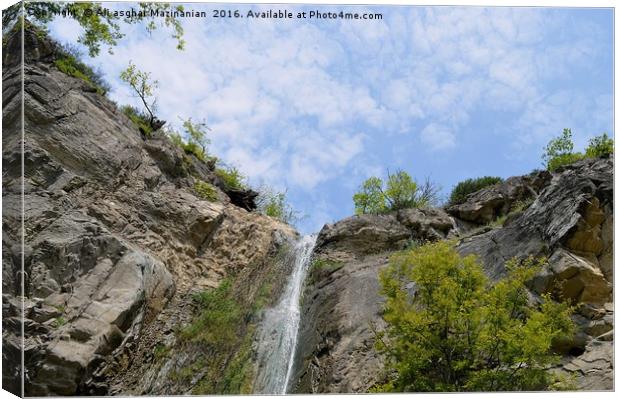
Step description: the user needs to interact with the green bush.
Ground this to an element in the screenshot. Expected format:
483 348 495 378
585 133 614 158
542 128 585 171
546 152 585 172
543 129 613 171
120 105 154 136
448 176 503 205
215 166 246 190
353 170 439 215
54 44 110 95
375 241 574 392
194 180 218 202
256 187 299 224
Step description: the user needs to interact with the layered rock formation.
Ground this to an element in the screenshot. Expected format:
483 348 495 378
2 26 296 396
291 157 613 393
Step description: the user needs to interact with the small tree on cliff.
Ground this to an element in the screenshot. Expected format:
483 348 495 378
375 241 575 392
120 61 159 129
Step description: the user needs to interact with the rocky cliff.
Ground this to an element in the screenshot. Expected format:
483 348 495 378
2 26 297 396
291 158 613 392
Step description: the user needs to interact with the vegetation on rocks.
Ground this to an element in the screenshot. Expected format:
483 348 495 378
543 128 613 171
194 180 218 202
120 105 154 136
585 133 614 159
215 166 246 190
353 170 440 215
54 44 110 95
375 241 574 392
256 187 299 224
448 176 503 205
120 61 160 131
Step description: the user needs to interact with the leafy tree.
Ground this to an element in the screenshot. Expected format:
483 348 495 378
353 176 386 215
449 176 503 205
585 133 614 158
3 1 185 57
542 128 584 171
375 241 574 392
384 170 420 210
120 61 158 129
353 170 437 215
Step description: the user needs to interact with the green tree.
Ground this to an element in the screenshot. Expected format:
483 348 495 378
3 1 185 57
353 171 437 215
542 128 584 171
353 176 386 215
585 133 614 158
376 241 574 392
385 170 419 210
120 61 158 128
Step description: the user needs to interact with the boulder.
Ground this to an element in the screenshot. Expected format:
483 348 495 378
446 170 551 224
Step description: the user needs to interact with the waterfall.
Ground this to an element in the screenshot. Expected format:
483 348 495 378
254 235 317 394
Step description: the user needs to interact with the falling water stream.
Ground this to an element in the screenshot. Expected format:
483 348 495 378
254 235 317 394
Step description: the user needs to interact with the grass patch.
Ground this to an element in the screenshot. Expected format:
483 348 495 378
215 166 246 190
154 343 169 360
488 196 535 228
181 279 242 346
54 44 110 95
194 180 218 202
120 105 153 136
53 316 67 327
177 278 263 394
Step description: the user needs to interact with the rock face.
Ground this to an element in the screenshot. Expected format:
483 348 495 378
291 157 613 392
2 26 296 396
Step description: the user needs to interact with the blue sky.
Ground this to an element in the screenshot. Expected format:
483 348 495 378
47 4 614 234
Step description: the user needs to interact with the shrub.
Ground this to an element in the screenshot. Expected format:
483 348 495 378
54 44 110 95
256 186 299 224
375 241 574 392
353 170 438 215
542 128 586 171
448 176 503 205
194 180 218 202
585 133 614 158
215 166 246 190
120 105 154 136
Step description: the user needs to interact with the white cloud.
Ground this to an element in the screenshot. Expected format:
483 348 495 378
420 123 456 151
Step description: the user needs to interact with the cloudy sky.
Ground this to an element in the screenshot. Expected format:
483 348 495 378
48 3 613 233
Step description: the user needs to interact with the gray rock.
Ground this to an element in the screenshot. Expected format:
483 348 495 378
446 170 551 224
